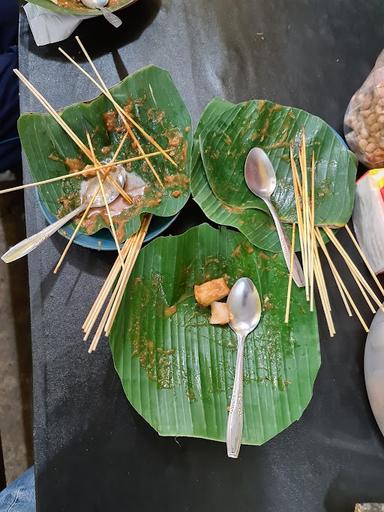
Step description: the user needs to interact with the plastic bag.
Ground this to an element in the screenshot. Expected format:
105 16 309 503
344 50 384 168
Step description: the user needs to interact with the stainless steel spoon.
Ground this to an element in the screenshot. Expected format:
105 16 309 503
226 277 261 458
81 0 123 28
1 165 126 263
244 147 305 288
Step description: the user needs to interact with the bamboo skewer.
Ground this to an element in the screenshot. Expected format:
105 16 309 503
111 131 129 163
347 264 376 313
290 147 307 285
104 214 152 335
315 229 358 319
292 140 334 335
345 224 384 297
72 40 176 169
299 134 310 301
53 182 102 274
14 69 93 160
15 68 140 205
87 242 132 349
284 223 296 323
59 44 166 188
289 136 382 336
313 243 335 336
15 68 133 203
86 214 151 351
324 227 384 313
309 153 315 311
0 150 171 196
85 131 124 264
106 176 133 205
97 171 124 265
83 236 134 337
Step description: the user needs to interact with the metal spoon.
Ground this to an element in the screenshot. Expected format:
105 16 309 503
1 165 126 263
244 147 305 288
81 0 123 28
226 277 261 458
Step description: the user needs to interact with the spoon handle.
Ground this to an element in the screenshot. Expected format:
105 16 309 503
265 199 305 288
1 204 86 263
226 332 246 458
100 7 123 28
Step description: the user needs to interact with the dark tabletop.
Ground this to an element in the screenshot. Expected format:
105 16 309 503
19 1 384 511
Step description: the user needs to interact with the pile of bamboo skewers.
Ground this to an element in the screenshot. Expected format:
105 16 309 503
285 133 384 335
0 38 177 347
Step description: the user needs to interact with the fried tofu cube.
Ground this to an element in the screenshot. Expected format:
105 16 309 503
209 301 230 325
194 277 230 307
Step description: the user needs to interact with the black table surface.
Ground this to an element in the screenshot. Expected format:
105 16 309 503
19 1 384 511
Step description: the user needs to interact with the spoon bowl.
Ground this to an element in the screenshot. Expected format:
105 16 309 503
244 147 276 199
227 277 261 335
81 164 126 207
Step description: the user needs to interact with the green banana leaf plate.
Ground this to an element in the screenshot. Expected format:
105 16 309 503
26 0 136 16
109 224 320 445
192 98 357 253
18 65 192 244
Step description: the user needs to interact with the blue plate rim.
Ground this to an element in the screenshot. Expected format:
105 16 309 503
36 191 179 251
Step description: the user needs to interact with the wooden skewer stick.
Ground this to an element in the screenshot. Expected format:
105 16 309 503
84 132 125 265
85 131 124 264
284 223 296 323
345 224 384 297
309 152 316 311
0 150 169 196
324 227 384 313
106 176 133 205
104 214 152 335
105 131 135 204
72 40 176 168
313 243 335 336
324 228 375 314
316 229 371 329
96 172 124 265
111 131 129 163
87 240 134 350
348 268 376 314
73 43 165 189
298 133 310 301
315 229 353 317
53 182 102 274
88 300 113 352
83 236 134 337
14 68 137 204
14 69 94 161
290 146 307 289
59 45 166 187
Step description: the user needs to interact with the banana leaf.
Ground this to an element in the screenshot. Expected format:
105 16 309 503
192 98 284 253
109 224 320 445
18 65 192 241
26 0 134 16
192 98 357 252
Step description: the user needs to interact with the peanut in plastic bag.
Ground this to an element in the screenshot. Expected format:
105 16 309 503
344 50 384 168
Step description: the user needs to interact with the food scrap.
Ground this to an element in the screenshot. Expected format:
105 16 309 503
194 277 230 307
164 305 177 318
209 301 231 325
